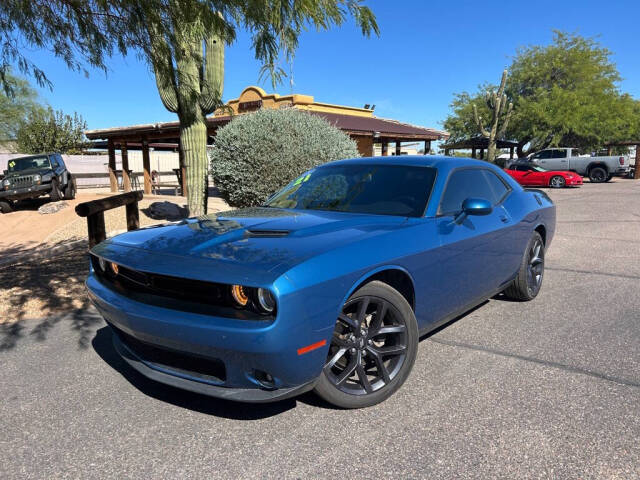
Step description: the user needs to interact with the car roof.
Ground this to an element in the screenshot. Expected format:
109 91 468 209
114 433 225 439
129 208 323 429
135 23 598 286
323 155 493 170
9 153 58 160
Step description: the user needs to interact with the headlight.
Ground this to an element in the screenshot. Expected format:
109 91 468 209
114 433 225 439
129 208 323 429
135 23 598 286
98 257 107 272
256 288 276 314
41 173 52 182
230 285 276 315
2 179 10 187
33 174 41 183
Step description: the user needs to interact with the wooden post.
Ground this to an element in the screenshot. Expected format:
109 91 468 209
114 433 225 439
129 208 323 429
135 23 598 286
445 149 450 156
125 202 140 231
472 147 477 159
142 139 152 194
635 144 640 179
510 146 515 159
480 149 485 159
121 142 132 192
395 141 402 156
86 212 106 248
607 146 613 156
381 140 388 157
424 140 431 154
107 139 117 192
178 140 188 196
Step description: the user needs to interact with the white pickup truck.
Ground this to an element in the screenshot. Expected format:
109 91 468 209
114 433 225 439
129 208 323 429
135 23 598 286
528 148 630 183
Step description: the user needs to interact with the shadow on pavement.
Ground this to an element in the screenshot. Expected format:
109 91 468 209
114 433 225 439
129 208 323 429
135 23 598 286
0 244 98 351
91 326 297 420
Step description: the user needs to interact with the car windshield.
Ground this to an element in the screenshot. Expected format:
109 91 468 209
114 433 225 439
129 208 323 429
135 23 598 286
531 166 547 172
265 164 437 217
7 156 50 172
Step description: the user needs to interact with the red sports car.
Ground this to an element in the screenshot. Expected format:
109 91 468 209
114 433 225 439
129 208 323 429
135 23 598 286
505 163 583 188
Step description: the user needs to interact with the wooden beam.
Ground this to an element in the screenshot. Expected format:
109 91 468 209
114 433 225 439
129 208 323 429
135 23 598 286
121 142 132 192
424 140 431 154
107 139 117 192
381 140 388 157
472 147 476 159
395 141 402 156
509 146 514 159
142 138 152 194
635 144 640 180
480 149 485 160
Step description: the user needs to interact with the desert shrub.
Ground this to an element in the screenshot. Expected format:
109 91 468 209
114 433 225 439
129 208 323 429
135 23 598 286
210 107 359 207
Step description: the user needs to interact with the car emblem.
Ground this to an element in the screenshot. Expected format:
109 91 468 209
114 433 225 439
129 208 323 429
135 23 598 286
110 262 119 275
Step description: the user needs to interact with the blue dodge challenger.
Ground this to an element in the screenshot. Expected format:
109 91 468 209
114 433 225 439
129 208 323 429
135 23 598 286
87 156 555 408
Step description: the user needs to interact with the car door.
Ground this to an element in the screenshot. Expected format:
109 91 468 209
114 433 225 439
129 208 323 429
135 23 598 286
544 149 567 171
532 149 552 168
516 165 536 185
433 168 515 320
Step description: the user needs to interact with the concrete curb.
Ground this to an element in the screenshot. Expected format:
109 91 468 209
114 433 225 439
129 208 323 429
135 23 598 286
0 239 88 269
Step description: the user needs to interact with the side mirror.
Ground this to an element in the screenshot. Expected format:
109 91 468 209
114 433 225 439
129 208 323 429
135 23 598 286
453 197 493 225
2 170 7 176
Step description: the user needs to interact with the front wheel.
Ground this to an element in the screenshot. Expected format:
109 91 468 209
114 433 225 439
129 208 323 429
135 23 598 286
0 200 12 213
314 281 418 409
63 177 76 199
549 175 566 188
50 179 63 201
504 232 545 301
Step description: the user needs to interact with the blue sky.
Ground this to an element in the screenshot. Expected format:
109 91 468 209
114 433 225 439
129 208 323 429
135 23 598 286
23 0 640 132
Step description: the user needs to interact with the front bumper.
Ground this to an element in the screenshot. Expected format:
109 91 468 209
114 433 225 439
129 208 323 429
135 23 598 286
566 177 583 186
0 183 50 200
86 273 329 402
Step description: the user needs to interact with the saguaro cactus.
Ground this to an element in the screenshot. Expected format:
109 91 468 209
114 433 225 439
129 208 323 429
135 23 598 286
473 70 513 163
151 20 224 216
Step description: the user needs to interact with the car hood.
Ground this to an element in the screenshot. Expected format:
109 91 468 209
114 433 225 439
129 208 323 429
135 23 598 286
93 207 411 285
5 167 51 178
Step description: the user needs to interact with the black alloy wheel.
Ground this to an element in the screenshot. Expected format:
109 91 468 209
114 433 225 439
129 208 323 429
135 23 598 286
504 231 545 301
589 167 607 183
549 175 565 188
314 281 418 408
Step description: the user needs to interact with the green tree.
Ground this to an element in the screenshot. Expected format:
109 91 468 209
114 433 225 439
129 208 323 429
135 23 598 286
444 31 640 157
16 106 87 154
0 71 43 144
210 108 359 208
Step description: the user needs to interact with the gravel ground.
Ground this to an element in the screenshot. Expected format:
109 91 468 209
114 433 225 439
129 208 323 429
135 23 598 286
0 179 638 479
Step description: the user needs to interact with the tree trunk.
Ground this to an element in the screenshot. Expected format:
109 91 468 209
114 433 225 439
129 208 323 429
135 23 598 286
179 109 208 217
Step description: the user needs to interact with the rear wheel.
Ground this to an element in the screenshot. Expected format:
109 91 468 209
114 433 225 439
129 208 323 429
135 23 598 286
588 167 607 183
314 281 418 409
549 175 566 188
0 200 12 213
504 232 545 301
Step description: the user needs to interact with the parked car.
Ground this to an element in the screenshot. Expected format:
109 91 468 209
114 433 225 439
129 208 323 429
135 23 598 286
528 147 629 183
0 153 76 213
505 162 582 188
86 156 555 408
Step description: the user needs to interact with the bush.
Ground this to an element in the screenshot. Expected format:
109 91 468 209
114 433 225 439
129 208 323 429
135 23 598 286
210 108 359 208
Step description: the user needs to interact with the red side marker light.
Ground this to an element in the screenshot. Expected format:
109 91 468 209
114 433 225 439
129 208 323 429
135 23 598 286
297 339 327 355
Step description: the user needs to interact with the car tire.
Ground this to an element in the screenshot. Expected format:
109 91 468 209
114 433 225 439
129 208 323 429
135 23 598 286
605 175 613 182
549 175 566 188
50 179 63 201
0 200 12 213
314 280 418 409
588 167 607 183
503 231 545 301
63 177 77 200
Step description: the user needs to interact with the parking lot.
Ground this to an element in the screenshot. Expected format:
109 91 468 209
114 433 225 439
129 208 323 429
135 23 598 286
1 179 639 479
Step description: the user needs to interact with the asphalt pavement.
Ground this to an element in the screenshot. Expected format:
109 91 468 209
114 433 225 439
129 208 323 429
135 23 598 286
1 179 639 479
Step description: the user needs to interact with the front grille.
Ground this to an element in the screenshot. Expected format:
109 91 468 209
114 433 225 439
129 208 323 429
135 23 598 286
112 324 226 383
90 255 272 320
12 175 34 188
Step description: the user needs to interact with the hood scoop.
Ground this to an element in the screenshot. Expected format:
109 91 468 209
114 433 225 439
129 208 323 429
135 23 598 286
246 229 290 238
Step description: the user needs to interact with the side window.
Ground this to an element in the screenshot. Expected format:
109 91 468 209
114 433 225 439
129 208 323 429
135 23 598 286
56 154 66 168
50 155 59 168
482 170 510 205
537 150 552 159
439 169 506 215
553 149 567 158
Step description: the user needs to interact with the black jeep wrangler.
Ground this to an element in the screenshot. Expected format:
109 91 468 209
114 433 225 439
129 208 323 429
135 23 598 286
0 153 76 213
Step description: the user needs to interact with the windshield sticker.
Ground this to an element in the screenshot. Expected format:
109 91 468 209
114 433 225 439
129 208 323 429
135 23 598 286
293 173 311 186
8 160 15 168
